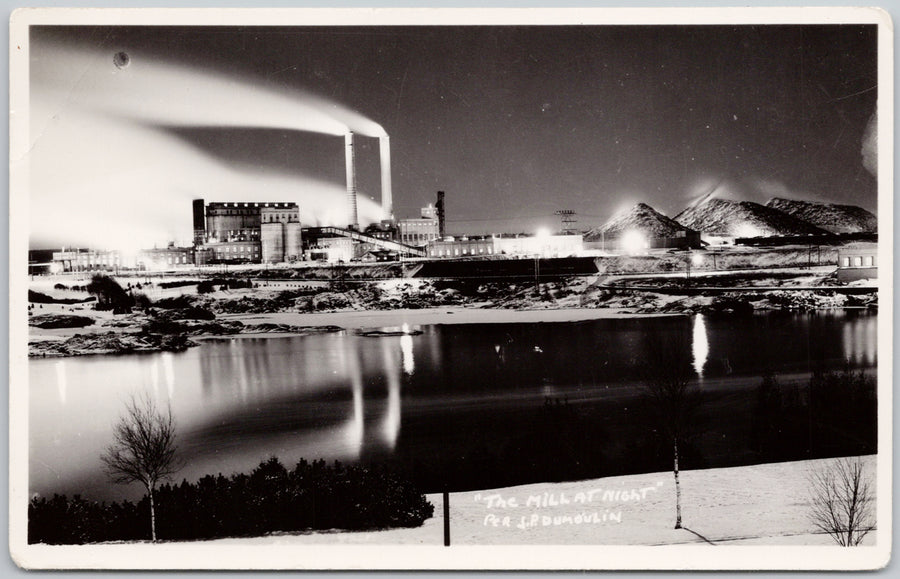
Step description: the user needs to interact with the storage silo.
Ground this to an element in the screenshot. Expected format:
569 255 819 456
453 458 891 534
285 222 303 262
261 222 285 263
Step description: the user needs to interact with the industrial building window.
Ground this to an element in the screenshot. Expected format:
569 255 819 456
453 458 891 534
864 256 873 266
854 256 863 267
842 257 851 267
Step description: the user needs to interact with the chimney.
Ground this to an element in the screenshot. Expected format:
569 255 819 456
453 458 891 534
345 132 359 230
192 198 206 246
436 191 446 238
379 135 393 222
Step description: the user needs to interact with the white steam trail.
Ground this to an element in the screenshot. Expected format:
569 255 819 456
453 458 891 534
29 40 389 249
31 40 387 140
28 108 382 251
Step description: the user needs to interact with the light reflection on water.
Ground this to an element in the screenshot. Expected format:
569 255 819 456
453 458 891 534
843 314 878 366
692 314 709 378
29 312 877 501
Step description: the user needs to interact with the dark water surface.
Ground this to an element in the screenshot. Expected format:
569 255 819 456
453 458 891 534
30 310 877 500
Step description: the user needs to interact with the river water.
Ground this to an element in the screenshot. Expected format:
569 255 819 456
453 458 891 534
29 310 877 501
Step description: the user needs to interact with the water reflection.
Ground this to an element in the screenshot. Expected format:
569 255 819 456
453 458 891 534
381 339 401 450
29 313 878 502
55 360 66 405
400 334 415 375
162 352 175 399
341 338 364 459
149 356 159 398
842 314 878 366
692 315 709 378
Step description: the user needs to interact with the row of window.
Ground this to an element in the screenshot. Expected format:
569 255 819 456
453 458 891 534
428 245 494 257
216 246 258 253
262 214 299 223
215 253 259 259
841 255 875 268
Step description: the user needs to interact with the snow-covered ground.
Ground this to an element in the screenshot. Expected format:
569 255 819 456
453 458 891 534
201 456 876 546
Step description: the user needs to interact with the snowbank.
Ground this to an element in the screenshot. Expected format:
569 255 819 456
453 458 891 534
200 456 877 546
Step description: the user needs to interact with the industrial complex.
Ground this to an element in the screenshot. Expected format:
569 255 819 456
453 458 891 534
39 128 877 279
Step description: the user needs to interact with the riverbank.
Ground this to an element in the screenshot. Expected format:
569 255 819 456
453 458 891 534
27 270 877 357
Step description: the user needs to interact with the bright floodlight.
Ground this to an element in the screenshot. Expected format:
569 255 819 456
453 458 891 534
734 223 763 238
621 230 647 255
535 227 551 239
691 252 704 267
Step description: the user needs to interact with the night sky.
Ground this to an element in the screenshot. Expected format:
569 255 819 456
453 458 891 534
29 24 878 246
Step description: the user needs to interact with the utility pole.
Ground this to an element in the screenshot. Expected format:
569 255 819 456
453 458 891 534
555 210 577 235
685 251 691 285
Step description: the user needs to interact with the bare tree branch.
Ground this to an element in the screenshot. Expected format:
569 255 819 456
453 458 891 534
807 457 875 546
100 393 181 540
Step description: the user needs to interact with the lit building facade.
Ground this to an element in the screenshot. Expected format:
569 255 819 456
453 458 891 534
309 237 354 263
427 237 495 258
51 249 131 272
398 203 440 246
194 200 301 264
836 244 877 282
426 234 583 259
137 246 195 270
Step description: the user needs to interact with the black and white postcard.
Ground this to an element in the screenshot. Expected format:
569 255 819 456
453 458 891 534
9 7 893 570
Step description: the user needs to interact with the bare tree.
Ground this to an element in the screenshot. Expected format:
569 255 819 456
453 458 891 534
642 330 703 530
100 394 180 541
808 457 875 546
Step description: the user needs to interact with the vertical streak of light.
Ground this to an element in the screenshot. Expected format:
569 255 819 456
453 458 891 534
866 315 877 366
232 340 249 401
150 358 160 399
162 352 175 400
344 339 364 459
843 323 854 364
55 360 66 405
400 334 415 376
692 315 709 378
854 320 864 367
428 326 442 372
381 339 401 450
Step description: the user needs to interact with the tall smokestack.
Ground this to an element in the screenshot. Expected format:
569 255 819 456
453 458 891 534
379 135 393 222
345 132 359 229
436 191 446 238
192 198 206 246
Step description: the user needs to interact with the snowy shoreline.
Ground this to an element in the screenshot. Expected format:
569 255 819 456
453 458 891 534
181 455 879 546
215 305 677 333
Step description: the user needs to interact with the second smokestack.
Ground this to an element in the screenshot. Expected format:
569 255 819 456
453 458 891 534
379 135 393 222
345 132 359 229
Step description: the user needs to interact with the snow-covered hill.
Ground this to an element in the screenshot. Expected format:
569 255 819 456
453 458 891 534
675 198 832 238
765 197 877 234
584 202 695 242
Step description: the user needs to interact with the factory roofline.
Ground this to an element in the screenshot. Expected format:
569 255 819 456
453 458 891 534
205 202 298 208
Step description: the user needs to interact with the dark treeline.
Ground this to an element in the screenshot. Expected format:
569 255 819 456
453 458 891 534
197 278 254 293
29 457 433 545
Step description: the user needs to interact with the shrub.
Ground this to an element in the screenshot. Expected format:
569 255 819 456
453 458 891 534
158 280 201 289
153 295 197 310
132 292 153 310
197 280 217 294
27 290 94 305
86 275 134 314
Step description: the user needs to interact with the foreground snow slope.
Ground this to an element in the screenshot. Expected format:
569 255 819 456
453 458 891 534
206 455 877 546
